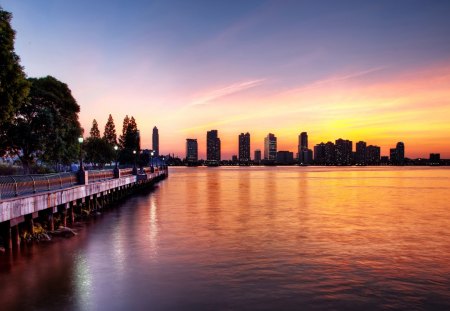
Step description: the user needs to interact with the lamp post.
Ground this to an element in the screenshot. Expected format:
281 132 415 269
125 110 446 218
132 150 137 175
78 136 86 184
114 145 119 178
150 150 155 173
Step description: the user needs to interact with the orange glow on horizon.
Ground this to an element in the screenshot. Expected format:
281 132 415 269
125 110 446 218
79 62 450 159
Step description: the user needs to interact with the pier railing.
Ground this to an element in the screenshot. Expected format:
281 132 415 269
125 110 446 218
0 173 78 200
0 167 166 200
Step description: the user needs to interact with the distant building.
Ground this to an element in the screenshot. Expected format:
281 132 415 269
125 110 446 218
264 133 277 160
298 132 309 164
276 151 294 165
232 155 238 163
396 142 405 164
152 126 159 156
390 142 405 165
254 149 261 164
335 139 352 165
186 139 198 164
325 141 336 165
366 145 381 165
314 143 326 165
356 141 367 165
238 132 251 164
430 153 441 165
206 130 221 162
390 148 398 165
380 156 389 165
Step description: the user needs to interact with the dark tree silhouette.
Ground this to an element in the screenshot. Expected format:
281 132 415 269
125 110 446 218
103 114 117 146
90 119 100 138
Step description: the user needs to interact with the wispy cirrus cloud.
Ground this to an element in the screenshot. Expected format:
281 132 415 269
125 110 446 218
189 79 265 107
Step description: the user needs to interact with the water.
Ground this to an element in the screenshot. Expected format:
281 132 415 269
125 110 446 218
1 166 450 310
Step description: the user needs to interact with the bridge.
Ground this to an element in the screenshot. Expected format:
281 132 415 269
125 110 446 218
0 166 168 251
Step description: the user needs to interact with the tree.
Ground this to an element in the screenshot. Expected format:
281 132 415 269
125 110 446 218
0 7 30 154
84 137 115 168
119 116 140 164
118 115 129 149
6 76 82 173
90 119 100 138
103 114 117 146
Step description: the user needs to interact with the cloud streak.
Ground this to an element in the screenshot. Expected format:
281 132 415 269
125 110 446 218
189 79 265 107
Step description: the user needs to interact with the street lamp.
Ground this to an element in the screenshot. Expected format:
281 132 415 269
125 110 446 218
78 136 85 183
132 150 137 175
150 150 155 173
114 145 119 178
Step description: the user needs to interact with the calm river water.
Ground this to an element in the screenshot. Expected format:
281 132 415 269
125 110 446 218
1 166 450 310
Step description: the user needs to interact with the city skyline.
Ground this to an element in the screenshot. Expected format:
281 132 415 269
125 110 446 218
2 1 450 158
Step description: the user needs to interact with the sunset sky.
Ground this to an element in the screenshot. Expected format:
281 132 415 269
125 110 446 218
3 0 450 159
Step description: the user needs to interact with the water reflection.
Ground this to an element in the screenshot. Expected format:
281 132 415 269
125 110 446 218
0 167 449 310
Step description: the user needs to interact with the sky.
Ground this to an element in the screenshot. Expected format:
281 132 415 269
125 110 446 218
2 0 450 159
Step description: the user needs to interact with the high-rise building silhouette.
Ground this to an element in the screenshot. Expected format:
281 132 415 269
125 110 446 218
356 141 367 165
238 132 251 164
206 130 221 162
325 142 336 165
335 139 352 165
390 142 405 165
396 142 405 164
152 126 159 156
298 132 310 164
264 133 277 160
254 149 261 164
314 143 326 165
186 139 198 164
366 145 381 165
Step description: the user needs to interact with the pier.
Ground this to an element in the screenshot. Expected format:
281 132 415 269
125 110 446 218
0 166 168 251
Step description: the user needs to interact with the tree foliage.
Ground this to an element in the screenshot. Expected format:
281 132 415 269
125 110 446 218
90 119 100 138
6 76 82 172
103 114 117 146
119 115 129 149
119 116 140 164
0 7 30 154
84 137 115 168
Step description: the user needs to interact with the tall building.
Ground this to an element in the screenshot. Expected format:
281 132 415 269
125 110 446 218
186 139 198 164
264 133 277 160
335 139 352 165
356 141 367 165
390 142 405 165
298 132 309 164
206 130 221 162
254 149 261 164
152 126 159 156
314 143 326 165
238 132 251 164
366 145 381 165
324 141 336 165
396 142 405 164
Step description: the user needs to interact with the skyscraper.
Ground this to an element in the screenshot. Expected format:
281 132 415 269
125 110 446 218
264 133 277 160
152 126 159 156
206 130 221 162
314 143 326 165
186 139 198 164
335 138 352 165
396 142 405 164
390 142 405 165
325 141 336 165
238 132 251 164
298 132 309 164
366 145 381 165
356 141 367 165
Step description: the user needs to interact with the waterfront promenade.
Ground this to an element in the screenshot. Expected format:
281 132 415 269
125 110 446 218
0 167 168 250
